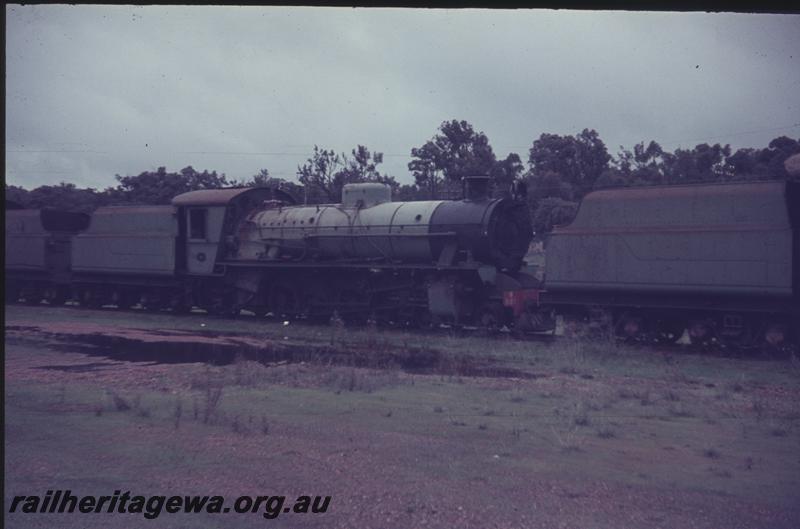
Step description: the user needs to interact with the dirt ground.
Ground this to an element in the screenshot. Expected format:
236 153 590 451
5 304 800 529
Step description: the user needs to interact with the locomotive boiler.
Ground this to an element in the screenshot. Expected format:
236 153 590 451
223 177 535 324
235 178 530 270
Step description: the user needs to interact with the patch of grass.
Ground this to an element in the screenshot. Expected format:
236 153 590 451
7 304 800 522
261 415 270 435
572 402 590 427
770 425 788 437
595 424 616 439
724 375 747 394
507 389 527 403
639 390 654 406
173 398 182 429
203 384 224 424
108 391 131 411
668 402 695 418
550 424 585 453
319 366 401 394
751 398 766 421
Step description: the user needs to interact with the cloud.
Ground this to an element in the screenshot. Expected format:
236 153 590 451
6 6 800 189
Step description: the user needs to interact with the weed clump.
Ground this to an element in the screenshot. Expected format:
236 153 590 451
668 403 695 418
108 391 131 412
173 398 182 429
596 425 616 439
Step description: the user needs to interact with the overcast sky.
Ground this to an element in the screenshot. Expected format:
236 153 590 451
6 5 800 190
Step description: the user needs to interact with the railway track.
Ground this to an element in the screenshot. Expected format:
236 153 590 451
7 299 796 360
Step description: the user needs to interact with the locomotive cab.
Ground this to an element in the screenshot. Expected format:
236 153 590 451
172 187 295 276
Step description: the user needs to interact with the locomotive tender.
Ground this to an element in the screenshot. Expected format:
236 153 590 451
539 180 799 346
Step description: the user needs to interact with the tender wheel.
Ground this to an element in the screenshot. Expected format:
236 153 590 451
169 293 194 314
118 291 141 310
615 312 646 342
81 289 104 309
653 317 686 344
688 318 715 347
44 287 69 306
761 322 791 357
22 286 43 305
6 285 22 303
141 293 164 312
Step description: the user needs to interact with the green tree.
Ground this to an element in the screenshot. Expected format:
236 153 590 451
296 146 345 203
489 153 524 195
394 184 424 201
338 145 400 192
22 182 108 213
298 145 397 203
531 197 578 236
527 128 611 197
408 141 444 199
5 184 30 208
109 166 230 205
728 136 800 180
603 140 667 187
409 119 497 198
661 143 732 183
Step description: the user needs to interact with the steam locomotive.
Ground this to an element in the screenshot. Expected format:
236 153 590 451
5 177 798 349
5 176 537 327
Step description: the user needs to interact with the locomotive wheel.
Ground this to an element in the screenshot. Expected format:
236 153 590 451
171 302 193 314
338 289 368 325
561 313 587 338
479 302 506 335
249 307 269 318
269 285 296 318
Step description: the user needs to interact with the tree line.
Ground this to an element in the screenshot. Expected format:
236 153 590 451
6 120 799 235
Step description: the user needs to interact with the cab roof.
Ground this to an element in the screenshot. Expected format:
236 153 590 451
172 187 295 207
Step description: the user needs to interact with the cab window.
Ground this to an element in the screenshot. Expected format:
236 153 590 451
189 209 208 240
